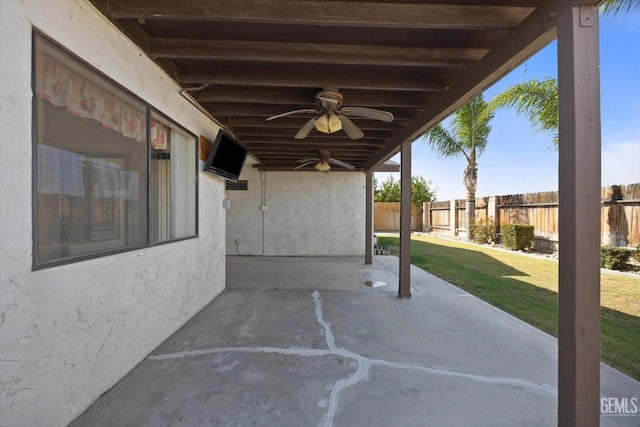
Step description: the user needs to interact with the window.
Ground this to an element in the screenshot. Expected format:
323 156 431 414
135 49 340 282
149 113 197 243
33 34 197 268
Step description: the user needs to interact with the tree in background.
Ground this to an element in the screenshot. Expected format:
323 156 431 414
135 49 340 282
411 176 437 206
375 176 400 203
374 175 437 206
422 94 494 240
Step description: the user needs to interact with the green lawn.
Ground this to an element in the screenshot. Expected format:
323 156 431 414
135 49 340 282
377 234 640 380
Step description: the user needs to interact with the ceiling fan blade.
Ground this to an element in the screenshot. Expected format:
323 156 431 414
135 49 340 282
266 109 319 121
337 115 364 140
294 117 317 139
296 158 318 163
339 106 394 122
329 158 355 170
294 161 315 170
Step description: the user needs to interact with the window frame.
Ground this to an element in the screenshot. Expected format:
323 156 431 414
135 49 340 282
31 31 199 270
148 108 200 246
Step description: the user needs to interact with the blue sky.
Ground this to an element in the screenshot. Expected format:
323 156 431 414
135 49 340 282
377 11 640 201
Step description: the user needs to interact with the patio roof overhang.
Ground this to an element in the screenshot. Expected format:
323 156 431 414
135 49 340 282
89 0 600 172
88 1 605 425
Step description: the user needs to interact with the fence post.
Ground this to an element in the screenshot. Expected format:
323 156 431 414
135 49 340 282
449 199 457 236
488 196 498 238
423 202 431 232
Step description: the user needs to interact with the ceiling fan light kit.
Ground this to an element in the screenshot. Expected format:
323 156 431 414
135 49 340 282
314 113 342 134
314 160 331 172
314 115 329 133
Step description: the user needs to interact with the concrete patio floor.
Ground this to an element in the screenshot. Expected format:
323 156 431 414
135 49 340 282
71 256 640 426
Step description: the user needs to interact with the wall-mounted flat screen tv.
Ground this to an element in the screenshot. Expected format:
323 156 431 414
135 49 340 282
204 130 248 182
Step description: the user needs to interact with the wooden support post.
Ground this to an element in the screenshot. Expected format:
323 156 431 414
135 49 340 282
557 6 601 427
365 170 374 265
399 141 412 298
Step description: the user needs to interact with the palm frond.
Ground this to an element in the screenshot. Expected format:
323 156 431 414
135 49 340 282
453 94 494 154
491 78 558 147
422 123 469 160
601 0 640 16
422 94 494 162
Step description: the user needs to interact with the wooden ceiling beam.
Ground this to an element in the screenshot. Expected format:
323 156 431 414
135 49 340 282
255 157 371 164
252 162 370 168
252 151 369 157
107 1 532 30
88 2 151 51
180 69 445 92
235 128 396 139
226 118 409 131
205 103 419 120
244 144 386 153
154 58 179 80
242 138 385 147
194 88 318 106
194 88 432 109
150 38 488 67
254 165 364 172
256 151 372 157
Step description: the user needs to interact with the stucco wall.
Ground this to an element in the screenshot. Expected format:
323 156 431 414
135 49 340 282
226 159 366 256
0 1 227 425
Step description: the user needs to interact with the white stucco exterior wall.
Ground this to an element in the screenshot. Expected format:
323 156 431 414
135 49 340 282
0 1 227 425
226 159 366 256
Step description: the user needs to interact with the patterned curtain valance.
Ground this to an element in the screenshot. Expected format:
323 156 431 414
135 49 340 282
35 50 168 149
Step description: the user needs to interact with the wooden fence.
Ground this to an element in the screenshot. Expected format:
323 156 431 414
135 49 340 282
417 183 639 251
374 202 422 231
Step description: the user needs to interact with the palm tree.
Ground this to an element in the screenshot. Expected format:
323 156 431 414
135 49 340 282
423 94 494 240
490 1 637 149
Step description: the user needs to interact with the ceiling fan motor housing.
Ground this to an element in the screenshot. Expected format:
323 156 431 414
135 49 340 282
317 150 331 161
316 90 344 111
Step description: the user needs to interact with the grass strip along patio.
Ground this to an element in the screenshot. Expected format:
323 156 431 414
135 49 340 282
377 234 640 380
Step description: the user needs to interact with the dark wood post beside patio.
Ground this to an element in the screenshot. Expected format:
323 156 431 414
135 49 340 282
399 140 412 298
365 170 374 265
557 6 601 427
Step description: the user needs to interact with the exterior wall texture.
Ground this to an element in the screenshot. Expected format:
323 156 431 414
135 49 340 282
0 1 227 425
226 159 366 256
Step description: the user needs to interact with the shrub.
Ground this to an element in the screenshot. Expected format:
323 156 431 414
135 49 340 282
501 224 534 251
601 246 631 271
633 245 640 264
469 216 496 244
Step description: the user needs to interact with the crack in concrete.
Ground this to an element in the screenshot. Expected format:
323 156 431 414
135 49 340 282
147 291 556 427
147 346 335 360
322 358 370 427
312 290 336 350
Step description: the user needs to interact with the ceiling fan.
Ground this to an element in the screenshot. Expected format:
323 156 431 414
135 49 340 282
266 89 394 140
294 150 355 172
